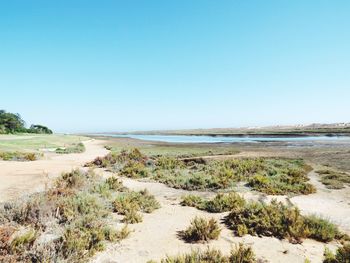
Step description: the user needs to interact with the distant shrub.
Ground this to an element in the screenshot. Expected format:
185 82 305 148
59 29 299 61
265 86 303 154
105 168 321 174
0 152 38 161
56 142 85 154
179 217 221 243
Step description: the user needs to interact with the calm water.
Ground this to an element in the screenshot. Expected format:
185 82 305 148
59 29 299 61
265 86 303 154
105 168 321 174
98 134 350 144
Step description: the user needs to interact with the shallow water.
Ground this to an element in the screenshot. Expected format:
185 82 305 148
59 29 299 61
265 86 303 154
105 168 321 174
97 134 350 144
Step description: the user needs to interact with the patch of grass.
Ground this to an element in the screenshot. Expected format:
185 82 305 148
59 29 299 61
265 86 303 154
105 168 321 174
0 151 38 161
56 142 85 154
179 217 221 243
316 169 350 189
148 244 256 263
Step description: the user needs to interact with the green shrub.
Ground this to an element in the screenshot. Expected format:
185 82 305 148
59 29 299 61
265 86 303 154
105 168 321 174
113 189 160 223
179 217 221 243
225 199 340 243
305 215 340 242
180 195 205 209
204 192 246 213
120 161 149 178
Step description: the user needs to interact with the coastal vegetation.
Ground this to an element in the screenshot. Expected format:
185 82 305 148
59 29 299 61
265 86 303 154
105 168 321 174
316 169 350 189
87 149 315 195
0 169 159 262
181 193 343 244
0 110 52 134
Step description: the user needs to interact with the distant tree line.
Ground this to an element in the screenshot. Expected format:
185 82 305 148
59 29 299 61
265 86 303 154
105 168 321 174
0 110 53 134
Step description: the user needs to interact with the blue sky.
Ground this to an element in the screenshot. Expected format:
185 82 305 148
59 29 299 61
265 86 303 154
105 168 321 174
0 1 349 132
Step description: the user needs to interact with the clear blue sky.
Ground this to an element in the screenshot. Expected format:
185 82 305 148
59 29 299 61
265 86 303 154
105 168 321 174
1 1 349 133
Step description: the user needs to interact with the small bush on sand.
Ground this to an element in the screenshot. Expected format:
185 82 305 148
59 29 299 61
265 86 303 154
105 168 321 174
317 169 350 189
204 193 246 213
305 215 340 242
323 243 350 263
225 199 340 243
148 244 256 263
113 189 160 223
180 195 205 209
120 161 149 178
179 217 221 243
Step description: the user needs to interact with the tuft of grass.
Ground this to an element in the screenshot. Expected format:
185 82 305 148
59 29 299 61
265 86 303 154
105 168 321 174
305 215 340 242
179 217 221 243
56 142 85 154
149 244 256 263
323 243 350 263
316 169 350 189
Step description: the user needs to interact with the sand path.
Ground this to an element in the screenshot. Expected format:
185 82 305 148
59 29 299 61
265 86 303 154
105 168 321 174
0 139 108 202
92 172 339 263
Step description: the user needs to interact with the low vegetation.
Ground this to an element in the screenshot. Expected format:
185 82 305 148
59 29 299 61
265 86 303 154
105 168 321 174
0 169 159 262
88 149 316 195
316 169 350 189
181 193 343 244
56 142 85 154
0 151 38 161
323 243 350 263
225 199 341 243
148 244 256 263
179 217 221 243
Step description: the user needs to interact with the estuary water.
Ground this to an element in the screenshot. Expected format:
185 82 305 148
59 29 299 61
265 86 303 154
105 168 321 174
98 134 350 144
